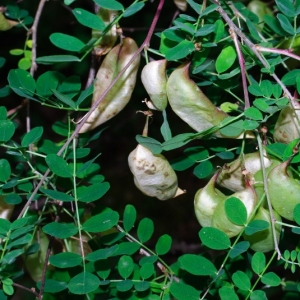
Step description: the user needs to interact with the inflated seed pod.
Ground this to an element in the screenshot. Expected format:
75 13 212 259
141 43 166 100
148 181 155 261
128 116 184 200
243 206 281 253
268 160 300 221
141 59 168 111
211 184 258 238
273 101 300 144
92 7 118 56
194 172 226 227
79 37 140 133
167 62 229 136
0 196 14 220
217 150 272 192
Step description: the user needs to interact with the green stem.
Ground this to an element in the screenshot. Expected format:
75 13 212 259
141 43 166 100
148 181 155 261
72 138 85 270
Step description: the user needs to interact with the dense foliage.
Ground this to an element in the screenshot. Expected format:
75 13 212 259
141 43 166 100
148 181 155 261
1 0 300 299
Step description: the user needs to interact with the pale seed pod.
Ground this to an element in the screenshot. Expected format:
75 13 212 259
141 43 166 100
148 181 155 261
79 37 140 133
0 196 14 220
141 59 168 111
217 150 272 192
128 116 184 200
173 0 187 11
268 160 300 221
243 206 281 253
273 101 300 144
211 184 258 238
194 172 226 227
167 62 229 136
92 8 118 56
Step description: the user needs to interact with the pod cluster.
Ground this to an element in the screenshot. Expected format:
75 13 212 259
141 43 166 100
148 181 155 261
129 58 255 200
194 149 300 252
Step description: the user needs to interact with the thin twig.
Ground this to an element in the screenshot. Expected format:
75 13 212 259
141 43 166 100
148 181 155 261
230 28 250 109
25 0 47 135
12 282 39 298
256 45 300 61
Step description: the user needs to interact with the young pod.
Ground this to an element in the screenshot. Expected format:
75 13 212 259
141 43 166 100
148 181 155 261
211 184 258 238
128 116 184 200
217 150 272 192
141 59 168 111
79 37 140 133
268 160 300 221
194 172 226 227
243 206 281 253
92 7 118 56
166 62 229 136
273 101 300 144
0 12 18 31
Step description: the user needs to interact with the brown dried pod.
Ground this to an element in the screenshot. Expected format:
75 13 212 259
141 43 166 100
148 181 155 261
80 37 140 133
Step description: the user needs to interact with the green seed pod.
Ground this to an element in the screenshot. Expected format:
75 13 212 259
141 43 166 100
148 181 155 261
141 59 168 111
211 185 258 238
80 37 140 133
217 150 272 192
273 102 300 144
268 160 300 221
166 62 229 136
128 116 184 200
194 172 226 227
92 8 118 56
0 196 14 220
243 206 281 253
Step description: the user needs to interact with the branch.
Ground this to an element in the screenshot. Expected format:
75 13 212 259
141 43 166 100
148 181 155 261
210 0 294 102
256 45 300 61
230 28 250 109
12 282 39 298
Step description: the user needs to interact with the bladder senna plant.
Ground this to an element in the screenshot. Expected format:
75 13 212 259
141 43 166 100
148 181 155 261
80 37 140 133
128 115 184 200
141 59 168 111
